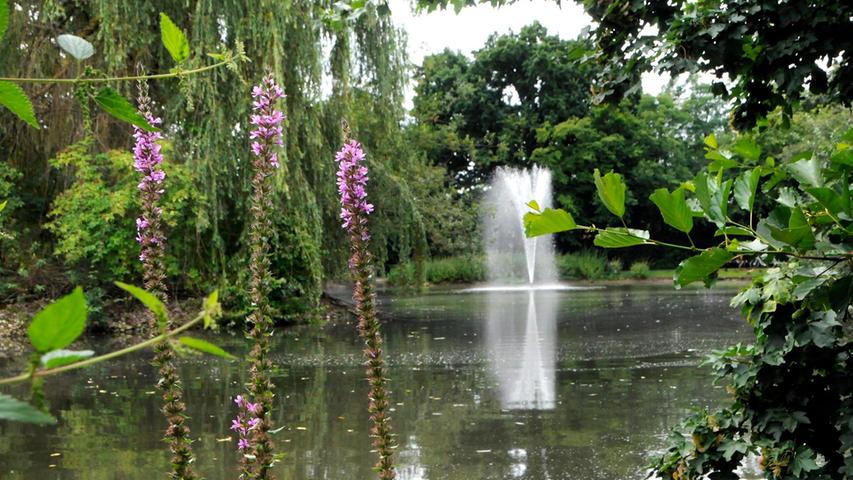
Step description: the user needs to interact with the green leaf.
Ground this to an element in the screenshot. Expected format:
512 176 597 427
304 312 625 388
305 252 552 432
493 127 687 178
178 337 235 359
791 448 820 476
526 200 540 212
56 34 95 60
27 287 87 353
523 208 576 237
831 145 853 167
787 157 823 187
649 187 693 233
593 228 649 248
159 12 190 63
714 226 753 237
733 167 761 212
807 186 849 217
0 200 6 213
0 81 40 129
703 133 717 149
202 289 221 329
40 349 95 369
0 0 9 42
93 88 158 131
769 208 815 251
0 394 56 425
115 282 168 329
693 172 729 227
731 137 761 161
706 150 738 172
674 248 733 288
593 169 626 218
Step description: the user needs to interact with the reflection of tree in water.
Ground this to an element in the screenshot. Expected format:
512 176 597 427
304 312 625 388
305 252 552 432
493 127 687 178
486 291 558 410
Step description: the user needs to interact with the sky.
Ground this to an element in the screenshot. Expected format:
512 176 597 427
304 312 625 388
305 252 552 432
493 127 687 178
387 0 671 108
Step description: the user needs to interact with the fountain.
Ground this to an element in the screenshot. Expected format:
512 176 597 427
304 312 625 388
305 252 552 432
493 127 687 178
480 165 560 288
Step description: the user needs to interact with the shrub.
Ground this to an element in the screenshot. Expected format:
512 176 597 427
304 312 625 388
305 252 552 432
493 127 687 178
558 250 607 280
626 261 651 279
388 255 484 286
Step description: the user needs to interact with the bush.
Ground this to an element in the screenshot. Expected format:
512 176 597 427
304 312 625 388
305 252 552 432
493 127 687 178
626 261 651 279
45 142 205 288
558 250 607 280
388 255 484 286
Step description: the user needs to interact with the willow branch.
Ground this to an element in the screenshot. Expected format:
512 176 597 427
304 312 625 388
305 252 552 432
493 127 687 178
0 60 230 84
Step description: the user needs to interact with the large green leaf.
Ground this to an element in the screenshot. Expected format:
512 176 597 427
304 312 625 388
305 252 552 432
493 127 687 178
649 187 693 233
0 81 39 129
27 287 87 353
40 349 95 369
674 248 734 288
807 186 850 218
693 172 729 227
593 169 626 218
787 157 823 187
769 208 815 251
159 12 190 63
115 282 168 330
178 337 235 359
733 167 761 212
0 394 56 425
593 228 649 248
731 137 761 161
202 289 221 329
0 0 9 42
93 88 158 131
523 208 576 237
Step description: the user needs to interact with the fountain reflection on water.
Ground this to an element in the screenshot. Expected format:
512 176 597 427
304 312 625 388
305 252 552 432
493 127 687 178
478 165 563 410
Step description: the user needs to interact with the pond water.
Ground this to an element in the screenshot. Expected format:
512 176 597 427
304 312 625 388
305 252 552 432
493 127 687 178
1 285 754 479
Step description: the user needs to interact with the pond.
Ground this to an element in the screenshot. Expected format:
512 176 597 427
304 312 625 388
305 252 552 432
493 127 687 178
1 285 754 479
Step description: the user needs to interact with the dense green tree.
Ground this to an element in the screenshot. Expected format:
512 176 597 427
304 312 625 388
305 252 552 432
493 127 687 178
417 0 853 130
410 22 593 187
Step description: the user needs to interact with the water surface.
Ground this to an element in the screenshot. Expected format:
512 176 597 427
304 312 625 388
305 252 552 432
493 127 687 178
1 285 752 479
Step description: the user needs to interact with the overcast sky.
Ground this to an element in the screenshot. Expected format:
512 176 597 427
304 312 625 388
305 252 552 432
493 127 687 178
387 0 670 108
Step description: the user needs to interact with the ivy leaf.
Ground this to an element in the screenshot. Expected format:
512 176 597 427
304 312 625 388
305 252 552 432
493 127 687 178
56 34 95 60
115 282 168 331
0 81 40 129
159 12 190 63
649 187 693 233
178 337 235 359
674 248 733 288
0 394 56 425
523 208 576 237
791 448 820 476
593 228 649 248
27 287 87 353
93 88 158 131
787 157 823 187
593 168 626 218
40 349 95 369
0 0 9 42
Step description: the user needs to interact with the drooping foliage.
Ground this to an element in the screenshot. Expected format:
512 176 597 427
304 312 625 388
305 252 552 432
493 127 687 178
0 1 426 317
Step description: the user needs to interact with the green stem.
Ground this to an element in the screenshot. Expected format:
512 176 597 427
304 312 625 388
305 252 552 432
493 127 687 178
0 60 229 84
0 312 204 386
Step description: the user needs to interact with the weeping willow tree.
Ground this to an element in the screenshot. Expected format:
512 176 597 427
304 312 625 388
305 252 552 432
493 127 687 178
0 0 427 316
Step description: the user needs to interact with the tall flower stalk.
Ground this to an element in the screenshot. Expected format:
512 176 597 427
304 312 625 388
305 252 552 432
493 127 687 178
134 79 197 480
336 135 396 479
237 74 284 479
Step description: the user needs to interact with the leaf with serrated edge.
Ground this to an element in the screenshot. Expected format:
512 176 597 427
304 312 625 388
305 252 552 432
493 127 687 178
27 287 87 353
0 81 39 129
41 349 95 369
178 337 235 359
94 88 158 131
159 13 190 63
0 394 56 425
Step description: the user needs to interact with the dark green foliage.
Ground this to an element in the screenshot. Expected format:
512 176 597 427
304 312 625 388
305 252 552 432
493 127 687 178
410 22 593 188
626 261 650 279
388 256 484 287
557 250 607 280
